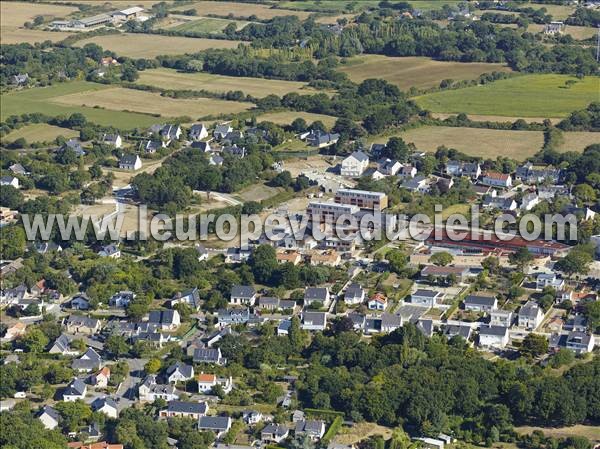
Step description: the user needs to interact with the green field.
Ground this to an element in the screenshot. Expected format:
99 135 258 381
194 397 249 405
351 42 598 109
414 74 600 118
2 123 78 145
339 55 513 91
1 81 160 128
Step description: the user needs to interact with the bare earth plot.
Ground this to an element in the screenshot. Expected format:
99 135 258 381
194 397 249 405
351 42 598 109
385 126 545 161
338 55 513 91
136 68 331 98
50 87 253 119
1 1 76 43
2 123 78 145
74 33 243 58
184 1 311 20
256 111 338 128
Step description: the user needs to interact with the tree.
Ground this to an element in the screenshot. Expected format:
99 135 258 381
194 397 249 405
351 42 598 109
481 256 500 274
249 244 277 284
555 248 592 278
385 137 410 162
145 358 161 374
0 186 24 209
430 252 453 266
21 328 49 353
105 335 130 358
582 300 600 332
270 171 293 188
55 400 92 432
508 247 533 270
121 62 139 82
521 333 549 358
573 183 597 204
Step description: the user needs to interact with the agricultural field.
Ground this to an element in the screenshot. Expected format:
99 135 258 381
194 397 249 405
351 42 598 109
414 74 600 118
256 111 338 128
338 55 513 91
74 33 243 58
136 68 331 98
1 81 163 128
559 132 600 153
166 16 251 33
183 1 311 20
379 126 546 161
50 86 253 119
2 123 78 145
514 425 600 444
530 23 598 40
1 1 76 43
278 1 461 12
431 113 561 125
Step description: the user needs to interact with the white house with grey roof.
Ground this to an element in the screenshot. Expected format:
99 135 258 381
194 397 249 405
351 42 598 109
148 310 180 330
193 347 227 365
262 424 289 443
490 310 514 328
411 289 444 308
295 420 326 441
198 415 232 437
550 331 595 354
119 154 142 170
518 300 544 330
62 378 87 401
101 133 122 148
38 405 61 429
301 311 327 331
230 285 257 306
166 362 194 383
160 400 208 420
341 151 369 177
344 284 365 305
139 375 179 402
304 287 330 307
91 397 118 418
463 295 497 313
478 325 509 349
189 123 208 141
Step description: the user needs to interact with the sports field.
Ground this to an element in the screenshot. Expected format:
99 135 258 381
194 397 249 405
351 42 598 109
256 111 338 128
414 74 600 118
50 86 252 118
184 1 311 19
380 126 546 161
1 82 165 128
74 33 243 58
136 68 331 98
2 123 78 145
338 55 513 91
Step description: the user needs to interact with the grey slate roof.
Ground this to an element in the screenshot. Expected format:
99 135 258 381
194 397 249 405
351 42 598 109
64 378 86 396
304 287 328 301
464 295 496 307
166 362 193 378
231 285 256 299
198 415 231 431
167 400 208 414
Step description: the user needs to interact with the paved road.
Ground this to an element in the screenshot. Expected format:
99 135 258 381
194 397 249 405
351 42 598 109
114 358 147 410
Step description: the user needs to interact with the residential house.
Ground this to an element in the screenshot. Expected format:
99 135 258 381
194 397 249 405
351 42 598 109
410 289 444 308
62 138 85 156
369 143 387 158
262 424 289 443
535 273 564 291
169 288 201 310
377 158 402 176
277 319 292 336
421 265 471 282
401 175 431 193
443 324 472 341
482 195 517 212
295 420 326 441
224 130 244 142
109 291 134 308
301 311 327 331
417 318 434 337
481 171 512 188
191 140 213 152
276 250 302 265
463 295 497 313
341 151 369 177
49 334 79 356
544 21 565 34
138 375 179 402
550 331 595 354
91 397 118 418
196 244 209 261
118 154 142 170
243 410 263 425
91 367 111 388
304 287 330 308
306 131 340 148
563 315 588 333
478 325 510 349
214 124 233 140
9 163 27 175
196 373 233 394
445 161 481 179
148 310 181 331
398 164 417 179
12 73 29 86
193 347 227 365
98 244 120 258
72 347 102 373
198 416 232 438
490 310 514 328
35 241 63 254
189 123 208 141
62 378 87 401
65 315 101 335
0 176 19 189
521 193 540 211
139 139 165 154
159 401 208 420
230 285 257 306
210 154 224 166
368 293 387 311
38 405 61 430
518 300 544 330
166 362 194 383
101 134 122 148
160 124 182 141
344 283 365 305
379 313 403 333
514 163 560 184
223 144 246 158
217 308 251 326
